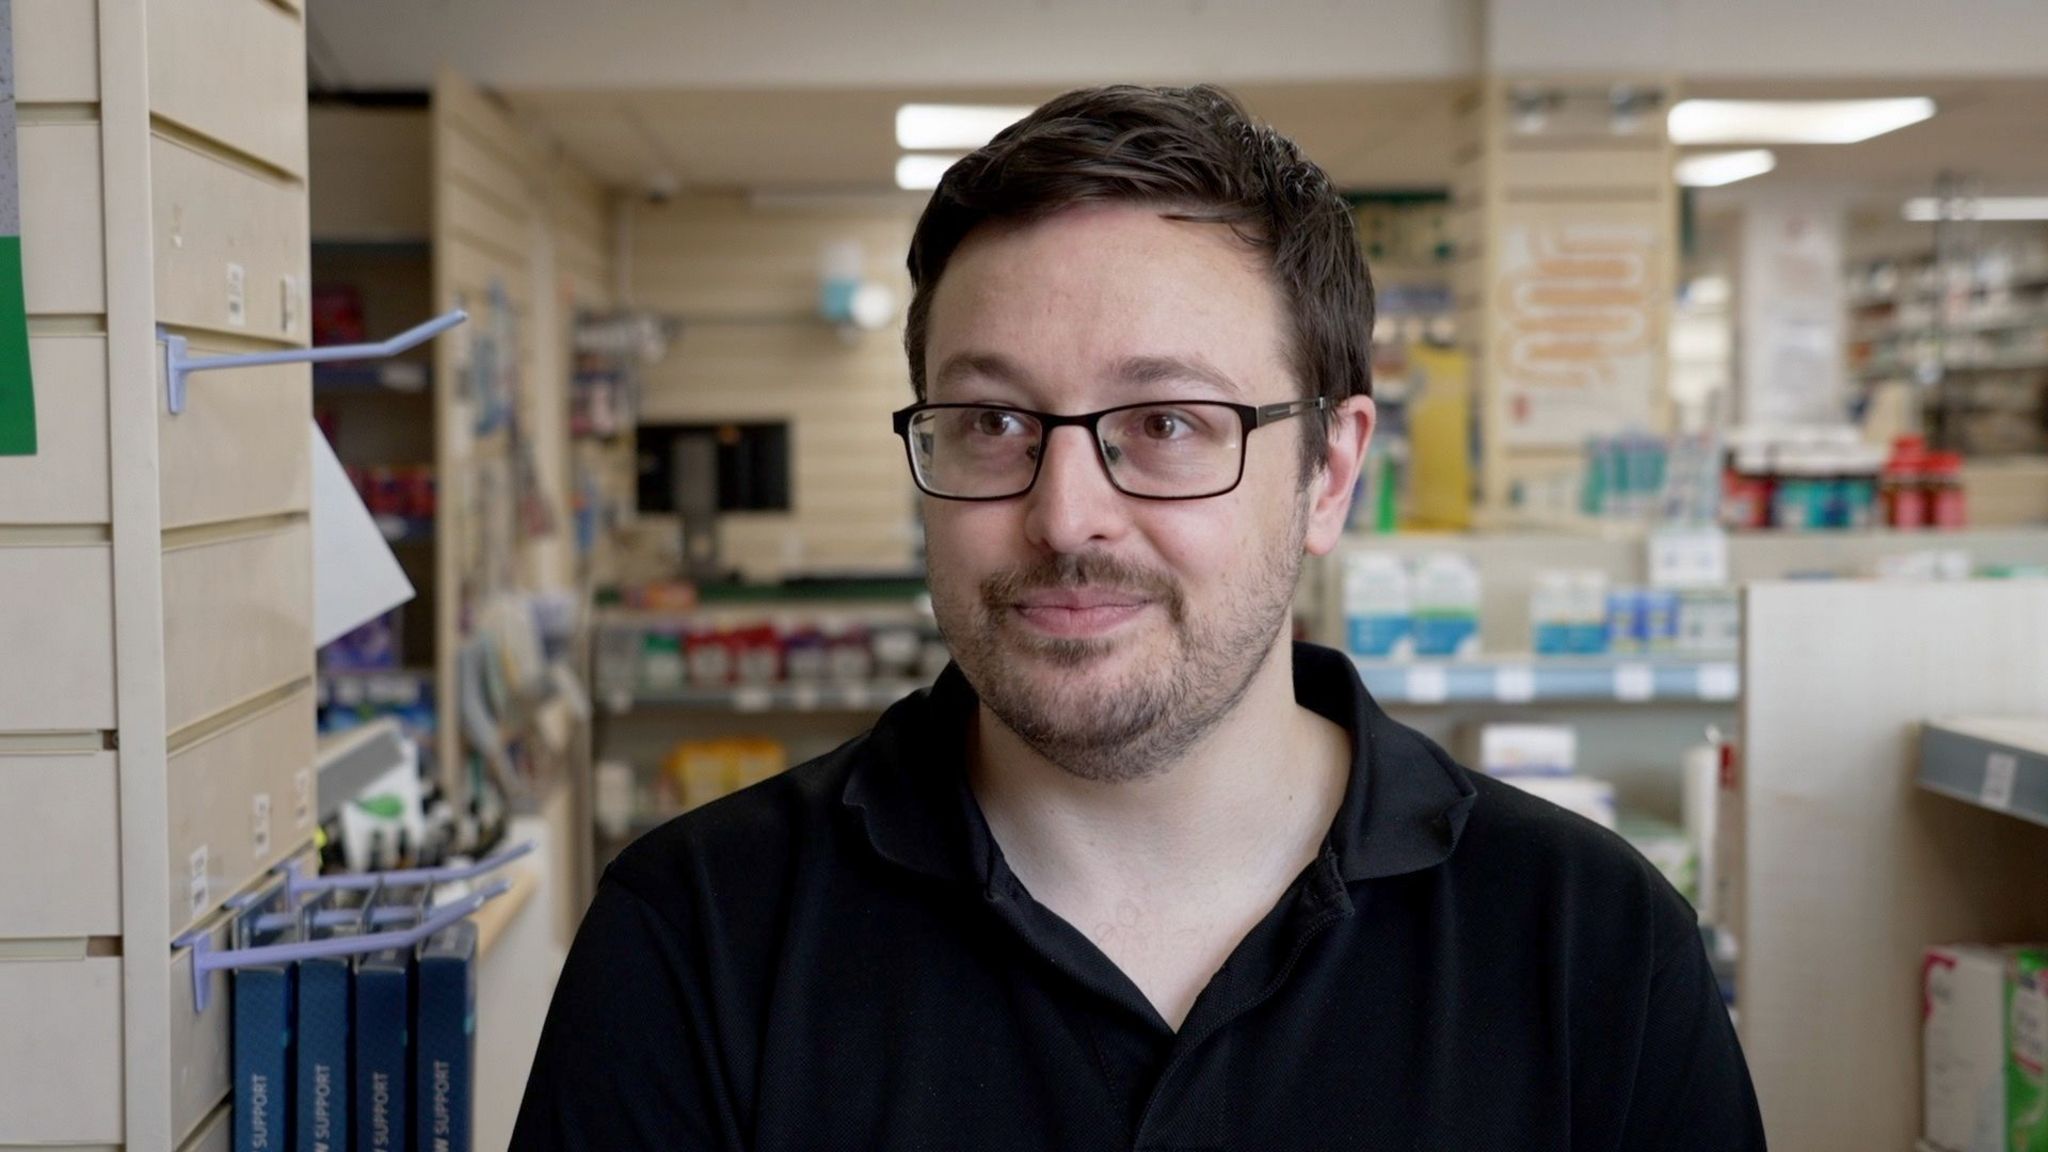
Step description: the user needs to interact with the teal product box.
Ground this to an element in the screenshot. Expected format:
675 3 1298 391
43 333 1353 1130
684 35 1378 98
415 920 479 1152
298 925 358 1152
353 946 411 1152
233 922 297 1152
1410 553 1481 659
1342 552 1413 659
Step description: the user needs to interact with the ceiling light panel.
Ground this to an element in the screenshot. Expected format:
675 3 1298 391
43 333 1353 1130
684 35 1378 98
896 104 1032 151
1675 149 1778 187
1668 98 1935 145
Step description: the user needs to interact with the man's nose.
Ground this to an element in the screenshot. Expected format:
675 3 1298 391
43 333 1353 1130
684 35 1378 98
1021 425 1128 553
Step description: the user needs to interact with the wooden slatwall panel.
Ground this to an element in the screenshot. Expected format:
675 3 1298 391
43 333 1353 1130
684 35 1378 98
431 70 612 788
632 195 918 578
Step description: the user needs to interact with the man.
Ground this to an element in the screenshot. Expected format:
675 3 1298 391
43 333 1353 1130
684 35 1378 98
513 85 1766 1150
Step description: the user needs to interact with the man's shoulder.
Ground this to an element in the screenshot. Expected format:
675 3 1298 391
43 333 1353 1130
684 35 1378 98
1447 763 1699 946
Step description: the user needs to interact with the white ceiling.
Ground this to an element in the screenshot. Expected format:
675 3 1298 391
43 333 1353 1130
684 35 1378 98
502 76 2048 210
503 81 1463 197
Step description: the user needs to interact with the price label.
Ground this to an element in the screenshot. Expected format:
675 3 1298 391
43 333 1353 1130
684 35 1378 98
841 683 874 710
189 846 210 918
732 685 773 713
1698 663 1739 701
1983 752 2020 811
1614 663 1656 702
251 793 272 858
225 262 246 327
790 683 822 711
1493 665 1536 703
1405 665 1449 704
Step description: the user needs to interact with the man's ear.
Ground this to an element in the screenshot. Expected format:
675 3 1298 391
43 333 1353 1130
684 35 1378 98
1303 394 1376 557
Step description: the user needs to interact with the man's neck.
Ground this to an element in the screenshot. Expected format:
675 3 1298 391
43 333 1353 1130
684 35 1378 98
968 638 1350 920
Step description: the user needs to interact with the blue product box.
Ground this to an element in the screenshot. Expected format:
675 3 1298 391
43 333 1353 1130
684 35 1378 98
1347 613 1412 658
298 925 357 1152
233 923 297 1152
1642 588 1681 652
1605 590 1643 655
353 946 411 1152
1412 613 1478 658
414 920 479 1152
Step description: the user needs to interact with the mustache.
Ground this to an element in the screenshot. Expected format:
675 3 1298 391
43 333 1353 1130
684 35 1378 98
980 553 1186 623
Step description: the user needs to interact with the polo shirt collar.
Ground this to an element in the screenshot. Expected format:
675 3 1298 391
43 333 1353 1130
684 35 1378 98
839 641 1476 888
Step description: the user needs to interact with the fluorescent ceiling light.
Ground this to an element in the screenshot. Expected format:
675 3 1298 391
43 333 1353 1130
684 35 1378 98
1675 149 1777 187
895 154 964 192
1904 197 2048 222
1668 98 1935 145
896 104 1032 151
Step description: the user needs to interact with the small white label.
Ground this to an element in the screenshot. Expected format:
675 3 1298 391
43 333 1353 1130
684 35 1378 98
1698 662 1740 701
1983 751 2021 811
841 682 873 710
1405 665 1450 704
790 683 822 711
1614 663 1656 702
226 263 246 326
293 767 313 828
188 846 210 917
732 685 772 713
606 690 634 716
1493 665 1536 703
279 275 299 336
251 793 272 858
1648 527 1730 589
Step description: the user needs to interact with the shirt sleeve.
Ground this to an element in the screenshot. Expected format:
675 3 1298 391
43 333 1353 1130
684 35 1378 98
509 877 749 1152
1618 914 1769 1151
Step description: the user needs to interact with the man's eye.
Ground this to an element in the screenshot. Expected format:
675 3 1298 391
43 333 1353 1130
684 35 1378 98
1141 412 1187 439
973 410 1025 436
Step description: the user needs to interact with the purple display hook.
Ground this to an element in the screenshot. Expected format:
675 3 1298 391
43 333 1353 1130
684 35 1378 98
160 309 468 415
176 879 511 1014
173 840 533 1013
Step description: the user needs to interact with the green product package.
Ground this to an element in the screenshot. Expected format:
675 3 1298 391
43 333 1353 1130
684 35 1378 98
0 0 37 457
2012 949 2048 1151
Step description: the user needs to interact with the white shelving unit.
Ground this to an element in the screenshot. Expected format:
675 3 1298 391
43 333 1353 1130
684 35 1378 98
2 3 319 1146
1736 581 2048 1149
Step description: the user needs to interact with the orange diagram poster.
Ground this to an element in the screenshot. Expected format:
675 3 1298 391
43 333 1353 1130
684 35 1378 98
1493 212 1659 446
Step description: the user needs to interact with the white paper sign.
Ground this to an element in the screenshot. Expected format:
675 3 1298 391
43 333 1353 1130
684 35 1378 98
312 421 417 646
1698 663 1740 701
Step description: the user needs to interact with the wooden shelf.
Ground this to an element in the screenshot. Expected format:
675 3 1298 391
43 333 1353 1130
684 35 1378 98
472 861 539 960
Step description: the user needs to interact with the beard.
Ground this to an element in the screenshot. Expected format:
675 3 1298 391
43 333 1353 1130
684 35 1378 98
928 509 1306 784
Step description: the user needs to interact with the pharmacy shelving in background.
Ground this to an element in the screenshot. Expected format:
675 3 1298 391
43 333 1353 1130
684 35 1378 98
1352 655 1738 706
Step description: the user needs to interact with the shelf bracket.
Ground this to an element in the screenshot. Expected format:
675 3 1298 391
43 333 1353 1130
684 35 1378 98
161 309 468 416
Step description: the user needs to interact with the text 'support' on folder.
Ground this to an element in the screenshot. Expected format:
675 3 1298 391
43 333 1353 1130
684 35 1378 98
415 919 479 1152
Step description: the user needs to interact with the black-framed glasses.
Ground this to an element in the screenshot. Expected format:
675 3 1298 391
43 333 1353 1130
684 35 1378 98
890 397 1330 501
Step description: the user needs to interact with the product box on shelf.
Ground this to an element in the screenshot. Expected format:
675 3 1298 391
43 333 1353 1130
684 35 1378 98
1469 723 1578 777
1342 552 1413 659
1411 553 1481 658
1924 943 2048 1152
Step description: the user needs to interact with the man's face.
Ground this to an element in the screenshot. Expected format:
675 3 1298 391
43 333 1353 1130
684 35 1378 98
918 202 1349 781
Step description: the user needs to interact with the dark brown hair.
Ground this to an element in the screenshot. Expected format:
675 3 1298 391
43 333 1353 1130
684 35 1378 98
903 83 1374 480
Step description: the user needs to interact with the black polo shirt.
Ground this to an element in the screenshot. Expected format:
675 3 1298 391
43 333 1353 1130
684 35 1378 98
512 643 1766 1150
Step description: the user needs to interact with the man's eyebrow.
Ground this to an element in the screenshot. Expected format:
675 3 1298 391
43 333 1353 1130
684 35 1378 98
1111 354 1246 399
932 352 1029 394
